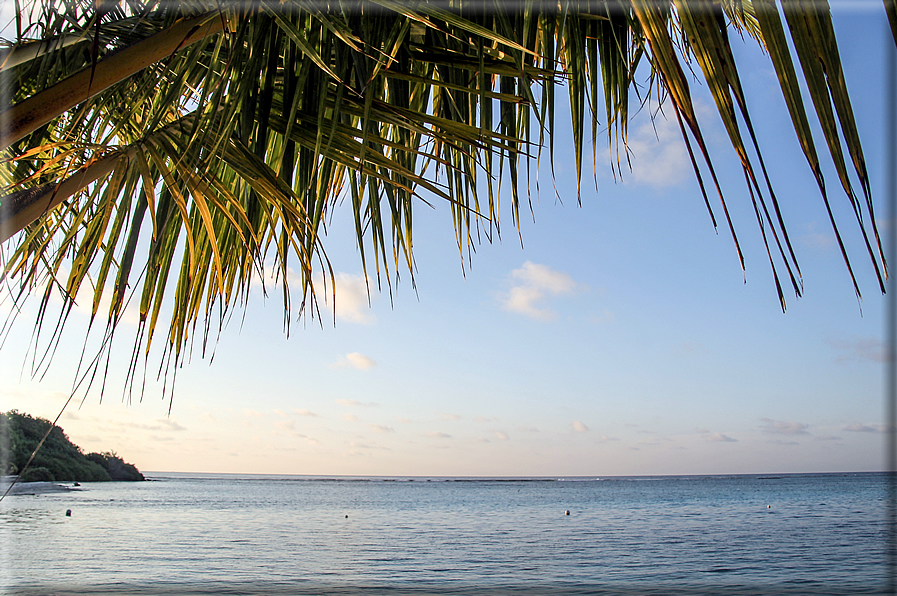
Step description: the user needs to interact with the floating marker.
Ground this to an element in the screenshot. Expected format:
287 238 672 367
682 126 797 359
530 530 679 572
65 509 71 517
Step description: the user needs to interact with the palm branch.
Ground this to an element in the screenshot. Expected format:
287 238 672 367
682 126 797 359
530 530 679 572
0 0 889 398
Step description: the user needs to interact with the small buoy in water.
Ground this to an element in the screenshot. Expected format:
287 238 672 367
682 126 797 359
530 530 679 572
73 482 80 487
65 509 71 517
767 505 771 509
345 514 348 518
564 510 570 516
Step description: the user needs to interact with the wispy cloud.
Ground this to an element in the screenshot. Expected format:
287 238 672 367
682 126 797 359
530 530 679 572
336 398 378 407
761 418 809 435
500 262 579 321
623 108 690 188
156 419 187 432
493 430 510 441
571 420 589 433
368 424 395 434
680 342 705 354
330 352 377 370
312 272 376 324
57 265 143 327
706 432 737 443
291 408 320 417
589 310 614 324
428 431 452 439
101 419 187 433
799 222 835 251
843 422 893 433
332 273 376 324
828 336 889 363
438 412 461 421
767 439 800 446
274 419 295 431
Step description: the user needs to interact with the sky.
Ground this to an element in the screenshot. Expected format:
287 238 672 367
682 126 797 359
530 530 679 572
0 4 893 477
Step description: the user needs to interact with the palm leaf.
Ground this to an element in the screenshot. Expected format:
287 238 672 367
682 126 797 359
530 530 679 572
0 0 889 396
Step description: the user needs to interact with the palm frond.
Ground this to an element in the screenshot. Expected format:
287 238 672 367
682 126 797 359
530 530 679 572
0 0 888 399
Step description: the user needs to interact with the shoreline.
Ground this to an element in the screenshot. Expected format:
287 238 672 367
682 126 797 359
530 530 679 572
0 478 80 495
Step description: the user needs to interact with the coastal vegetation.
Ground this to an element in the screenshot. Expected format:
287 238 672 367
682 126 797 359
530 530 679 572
0 1 891 399
0 410 144 482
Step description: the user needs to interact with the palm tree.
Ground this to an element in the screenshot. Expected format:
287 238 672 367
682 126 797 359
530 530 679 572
0 0 891 394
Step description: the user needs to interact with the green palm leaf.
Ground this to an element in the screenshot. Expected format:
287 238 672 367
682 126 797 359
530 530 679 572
0 0 888 396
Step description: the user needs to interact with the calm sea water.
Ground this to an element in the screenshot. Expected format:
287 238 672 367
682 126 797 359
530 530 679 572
0 472 890 595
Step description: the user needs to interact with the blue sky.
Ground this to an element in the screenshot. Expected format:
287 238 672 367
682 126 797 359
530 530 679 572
0 4 892 476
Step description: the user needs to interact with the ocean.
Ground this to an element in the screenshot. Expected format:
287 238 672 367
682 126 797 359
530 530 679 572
0 472 890 595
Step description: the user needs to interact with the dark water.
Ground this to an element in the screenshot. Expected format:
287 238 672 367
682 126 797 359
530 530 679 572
0 472 890 594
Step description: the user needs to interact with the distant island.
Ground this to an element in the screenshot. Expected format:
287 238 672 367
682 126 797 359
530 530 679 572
0 410 144 482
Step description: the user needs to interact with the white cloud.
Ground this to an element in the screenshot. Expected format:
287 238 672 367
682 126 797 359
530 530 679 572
513 261 577 293
571 420 589 433
493 430 510 441
706 432 737 443
330 352 377 370
767 439 800 446
799 222 835 251
624 108 690 188
589 310 614 324
368 424 395 434
101 419 187 433
335 398 378 407
252 266 375 324
324 273 376 324
500 262 579 321
156 419 186 431
503 285 549 319
843 422 892 433
438 412 461 421
274 419 295 431
291 408 320 417
349 441 375 449
50 265 143 327
828 336 889 363
428 431 452 439
760 418 809 435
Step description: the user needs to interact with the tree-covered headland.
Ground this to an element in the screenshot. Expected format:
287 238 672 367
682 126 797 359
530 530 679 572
0 411 144 482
